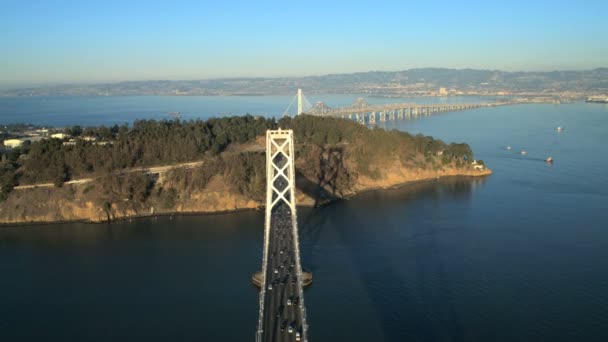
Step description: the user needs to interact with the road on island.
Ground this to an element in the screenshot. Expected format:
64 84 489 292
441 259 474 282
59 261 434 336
14 160 205 190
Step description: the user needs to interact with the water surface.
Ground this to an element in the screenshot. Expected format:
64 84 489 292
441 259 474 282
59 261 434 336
1 100 608 341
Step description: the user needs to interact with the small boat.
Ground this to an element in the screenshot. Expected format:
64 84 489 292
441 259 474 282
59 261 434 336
520 150 527 155
556 126 563 132
506 146 512 150
545 157 553 163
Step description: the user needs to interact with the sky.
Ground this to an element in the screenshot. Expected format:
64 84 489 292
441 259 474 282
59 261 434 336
1 0 607 86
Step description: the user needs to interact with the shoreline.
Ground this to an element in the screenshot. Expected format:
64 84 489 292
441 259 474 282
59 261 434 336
0 171 491 228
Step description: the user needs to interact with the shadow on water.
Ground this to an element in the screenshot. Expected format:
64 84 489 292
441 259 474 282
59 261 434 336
300 177 482 341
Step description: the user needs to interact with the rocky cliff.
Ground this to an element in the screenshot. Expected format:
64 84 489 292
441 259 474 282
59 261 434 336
0 160 490 225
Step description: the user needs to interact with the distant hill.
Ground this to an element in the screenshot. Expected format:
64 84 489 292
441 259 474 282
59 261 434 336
2 68 607 96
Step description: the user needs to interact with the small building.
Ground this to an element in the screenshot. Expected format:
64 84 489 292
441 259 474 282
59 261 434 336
3 139 24 148
82 136 97 142
439 87 448 96
51 133 70 139
472 160 485 170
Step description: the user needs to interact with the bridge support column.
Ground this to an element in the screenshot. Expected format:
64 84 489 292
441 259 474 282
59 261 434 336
379 111 386 122
369 112 376 125
356 113 365 125
389 110 395 121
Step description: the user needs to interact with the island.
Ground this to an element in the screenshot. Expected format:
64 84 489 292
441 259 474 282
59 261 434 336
0 115 490 225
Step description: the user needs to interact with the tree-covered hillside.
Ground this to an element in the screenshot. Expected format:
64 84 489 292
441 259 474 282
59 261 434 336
0 115 475 202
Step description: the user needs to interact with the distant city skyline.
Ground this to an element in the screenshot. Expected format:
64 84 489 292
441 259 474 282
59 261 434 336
1 0 607 87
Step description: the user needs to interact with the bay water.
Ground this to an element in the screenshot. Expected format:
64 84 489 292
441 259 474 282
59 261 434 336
1 97 607 341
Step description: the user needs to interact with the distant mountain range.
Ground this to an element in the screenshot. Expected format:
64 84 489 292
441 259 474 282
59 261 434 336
3 68 607 96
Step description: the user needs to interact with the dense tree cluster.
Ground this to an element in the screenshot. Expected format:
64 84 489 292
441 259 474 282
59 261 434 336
280 115 474 178
0 114 474 202
0 115 275 199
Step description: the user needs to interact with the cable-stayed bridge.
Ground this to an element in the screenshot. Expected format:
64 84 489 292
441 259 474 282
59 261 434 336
283 88 512 124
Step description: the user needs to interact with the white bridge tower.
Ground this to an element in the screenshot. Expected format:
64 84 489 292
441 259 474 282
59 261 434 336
256 129 308 342
297 88 303 115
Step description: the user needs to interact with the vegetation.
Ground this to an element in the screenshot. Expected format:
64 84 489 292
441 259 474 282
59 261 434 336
0 115 476 204
279 115 473 179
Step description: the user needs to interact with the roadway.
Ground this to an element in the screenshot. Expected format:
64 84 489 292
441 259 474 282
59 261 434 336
13 160 205 190
260 152 304 342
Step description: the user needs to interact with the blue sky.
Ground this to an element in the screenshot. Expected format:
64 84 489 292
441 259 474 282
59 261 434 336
1 0 606 86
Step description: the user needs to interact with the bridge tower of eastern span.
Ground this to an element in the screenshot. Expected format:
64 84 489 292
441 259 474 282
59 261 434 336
256 129 308 342
297 89 303 115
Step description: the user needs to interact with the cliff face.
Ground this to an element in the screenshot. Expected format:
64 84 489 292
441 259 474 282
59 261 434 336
350 162 491 192
0 160 490 225
0 114 493 225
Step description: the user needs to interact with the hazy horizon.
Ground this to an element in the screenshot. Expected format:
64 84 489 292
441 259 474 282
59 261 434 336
2 0 607 87
2 66 607 91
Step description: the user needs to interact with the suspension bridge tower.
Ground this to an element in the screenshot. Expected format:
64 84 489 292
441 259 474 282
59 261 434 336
256 129 309 342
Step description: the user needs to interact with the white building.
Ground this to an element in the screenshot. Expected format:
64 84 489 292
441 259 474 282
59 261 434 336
51 133 70 139
3 139 24 148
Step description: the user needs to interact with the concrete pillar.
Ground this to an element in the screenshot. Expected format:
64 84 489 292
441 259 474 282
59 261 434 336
356 113 365 125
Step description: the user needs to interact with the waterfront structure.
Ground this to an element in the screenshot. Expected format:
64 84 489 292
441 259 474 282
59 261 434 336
586 95 608 103
257 129 308 342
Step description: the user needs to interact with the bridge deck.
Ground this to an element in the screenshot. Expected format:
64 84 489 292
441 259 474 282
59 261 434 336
260 202 304 341
257 130 307 342
304 97 509 117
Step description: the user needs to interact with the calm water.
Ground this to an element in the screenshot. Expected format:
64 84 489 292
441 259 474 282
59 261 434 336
1 98 608 341
0 94 504 127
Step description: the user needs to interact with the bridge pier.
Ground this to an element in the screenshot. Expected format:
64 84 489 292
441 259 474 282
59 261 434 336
379 111 386 122
356 113 365 125
369 112 376 125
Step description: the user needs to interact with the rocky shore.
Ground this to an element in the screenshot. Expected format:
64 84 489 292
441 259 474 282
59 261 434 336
0 165 490 226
